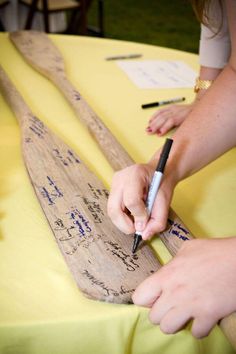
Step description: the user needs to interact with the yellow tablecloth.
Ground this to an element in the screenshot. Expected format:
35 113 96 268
0 33 235 354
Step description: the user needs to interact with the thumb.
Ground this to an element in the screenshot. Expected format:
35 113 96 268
134 209 149 232
124 192 149 232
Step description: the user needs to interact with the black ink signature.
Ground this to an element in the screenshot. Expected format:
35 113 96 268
82 269 119 297
104 240 139 271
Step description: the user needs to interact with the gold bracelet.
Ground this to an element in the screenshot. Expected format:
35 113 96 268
194 77 214 93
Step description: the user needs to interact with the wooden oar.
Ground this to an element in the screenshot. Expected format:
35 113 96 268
0 65 162 304
8 32 236 347
9 30 194 258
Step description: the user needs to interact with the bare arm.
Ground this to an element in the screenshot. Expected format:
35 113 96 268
161 63 236 181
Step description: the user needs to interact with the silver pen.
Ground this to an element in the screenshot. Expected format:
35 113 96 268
142 96 185 109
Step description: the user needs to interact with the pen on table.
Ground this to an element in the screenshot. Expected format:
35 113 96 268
141 96 185 109
132 138 174 253
105 54 142 61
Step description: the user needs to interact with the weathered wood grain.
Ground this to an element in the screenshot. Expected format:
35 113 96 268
0 65 161 304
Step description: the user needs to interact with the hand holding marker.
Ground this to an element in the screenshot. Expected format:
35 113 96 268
132 138 173 253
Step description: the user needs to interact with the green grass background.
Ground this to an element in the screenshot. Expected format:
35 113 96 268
88 0 200 53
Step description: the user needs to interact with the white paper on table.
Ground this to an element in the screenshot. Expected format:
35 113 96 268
116 60 197 89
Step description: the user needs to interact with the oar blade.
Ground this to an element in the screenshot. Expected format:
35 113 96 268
22 120 161 303
10 31 65 77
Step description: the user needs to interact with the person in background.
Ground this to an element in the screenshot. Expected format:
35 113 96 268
146 0 230 136
107 0 236 338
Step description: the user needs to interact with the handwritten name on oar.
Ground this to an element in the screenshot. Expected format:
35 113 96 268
0 65 161 304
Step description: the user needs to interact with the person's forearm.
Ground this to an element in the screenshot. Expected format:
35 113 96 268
150 64 236 183
199 66 222 80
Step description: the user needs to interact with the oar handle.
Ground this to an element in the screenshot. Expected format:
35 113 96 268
0 65 32 126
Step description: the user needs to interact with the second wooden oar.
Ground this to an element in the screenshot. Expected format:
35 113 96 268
0 65 161 304
10 30 133 172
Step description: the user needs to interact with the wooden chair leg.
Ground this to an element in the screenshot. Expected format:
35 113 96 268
67 0 88 35
65 9 80 34
42 0 50 32
0 18 5 31
98 0 104 37
25 0 39 29
78 0 87 35
86 0 104 37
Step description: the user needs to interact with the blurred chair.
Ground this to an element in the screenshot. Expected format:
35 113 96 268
0 0 10 30
86 0 104 37
19 0 104 35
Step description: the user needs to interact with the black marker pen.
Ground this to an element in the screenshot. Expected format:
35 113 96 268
132 138 173 253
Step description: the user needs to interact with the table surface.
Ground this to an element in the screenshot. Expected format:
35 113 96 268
0 32 235 354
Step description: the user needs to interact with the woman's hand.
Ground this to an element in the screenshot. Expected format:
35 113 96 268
146 103 196 136
132 237 236 338
107 163 176 239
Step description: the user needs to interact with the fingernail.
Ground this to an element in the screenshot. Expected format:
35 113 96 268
146 127 152 132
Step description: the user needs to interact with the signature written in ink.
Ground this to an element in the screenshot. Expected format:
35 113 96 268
67 208 92 236
28 114 47 138
52 148 80 167
82 270 136 298
53 216 100 255
82 269 119 297
104 240 139 271
79 196 104 224
120 285 135 295
87 183 109 199
167 219 190 241
39 176 63 206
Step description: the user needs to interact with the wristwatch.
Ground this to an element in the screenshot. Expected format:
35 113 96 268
194 77 214 93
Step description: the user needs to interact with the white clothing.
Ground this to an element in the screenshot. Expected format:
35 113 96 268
199 0 231 68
